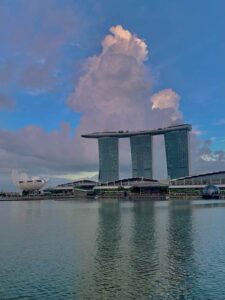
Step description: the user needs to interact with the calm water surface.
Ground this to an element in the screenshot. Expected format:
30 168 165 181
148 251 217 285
1 199 225 299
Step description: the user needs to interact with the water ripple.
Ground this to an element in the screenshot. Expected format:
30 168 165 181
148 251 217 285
0 200 225 299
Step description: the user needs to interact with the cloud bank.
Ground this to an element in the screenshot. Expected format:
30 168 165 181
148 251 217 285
0 0 85 95
0 24 224 187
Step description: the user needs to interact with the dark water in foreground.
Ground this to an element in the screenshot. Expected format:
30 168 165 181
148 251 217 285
1 200 225 299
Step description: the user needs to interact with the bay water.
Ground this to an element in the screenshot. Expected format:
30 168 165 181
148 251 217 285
0 199 225 299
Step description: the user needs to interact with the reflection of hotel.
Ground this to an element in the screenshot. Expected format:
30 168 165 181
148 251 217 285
82 124 192 182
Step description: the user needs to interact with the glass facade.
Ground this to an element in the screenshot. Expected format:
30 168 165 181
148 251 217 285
83 126 191 182
164 130 190 179
98 137 119 183
130 135 153 179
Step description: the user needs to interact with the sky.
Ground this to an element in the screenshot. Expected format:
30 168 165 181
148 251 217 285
0 0 225 189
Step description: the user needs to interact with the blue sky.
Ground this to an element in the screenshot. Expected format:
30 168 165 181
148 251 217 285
0 0 225 187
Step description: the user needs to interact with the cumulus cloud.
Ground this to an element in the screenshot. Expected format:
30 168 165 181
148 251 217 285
0 24 224 187
0 123 99 188
68 25 179 134
102 25 148 62
0 25 182 186
66 25 184 177
190 137 225 174
151 88 182 121
67 24 225 178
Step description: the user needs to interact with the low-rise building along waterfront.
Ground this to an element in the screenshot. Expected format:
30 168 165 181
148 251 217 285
92 177 168 200
169 171 225 199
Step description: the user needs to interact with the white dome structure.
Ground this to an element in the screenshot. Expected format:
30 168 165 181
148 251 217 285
17 179 47 192
11 170 47 193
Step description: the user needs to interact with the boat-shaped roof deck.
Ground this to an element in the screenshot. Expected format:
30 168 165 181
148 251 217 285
81 124 192 138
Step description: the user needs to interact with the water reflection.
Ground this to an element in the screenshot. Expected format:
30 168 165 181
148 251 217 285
77 200 123 299
165 201 197 299
93 201 122 298
192 200 225 209
3 200 225 299
77 201 199 299
128 202 156 299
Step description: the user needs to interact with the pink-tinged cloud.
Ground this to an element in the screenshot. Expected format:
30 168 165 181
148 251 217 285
67 25 184 174
0 123 98 174
102 25 148 62
151 88 182 121
0 24 224 186
68 25 179 134
66 25 225 177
